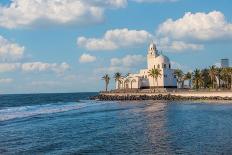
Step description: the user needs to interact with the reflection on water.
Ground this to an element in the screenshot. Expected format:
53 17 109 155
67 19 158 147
139 101 172 154
1 100 232 154
166 103 232 154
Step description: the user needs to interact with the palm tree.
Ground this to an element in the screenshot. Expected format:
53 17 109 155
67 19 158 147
154 68 162 86
192 69 203 90
125 73 131 77
201 69 211 89
221 68 230 89
102 74 110 91
174 69 183 88
217 67 222 89
148 68 162 87
199 75 205 88
184 72 192 88
208 65 217 89
148 68 156 87
229 68 232 90
114 72 122 89
225 67 232 89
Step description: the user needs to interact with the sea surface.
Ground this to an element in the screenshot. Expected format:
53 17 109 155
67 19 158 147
1 93 232 155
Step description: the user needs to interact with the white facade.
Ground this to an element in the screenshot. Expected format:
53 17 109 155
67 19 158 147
116 43 177 89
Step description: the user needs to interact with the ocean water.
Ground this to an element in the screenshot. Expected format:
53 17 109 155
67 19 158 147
1 93 232 154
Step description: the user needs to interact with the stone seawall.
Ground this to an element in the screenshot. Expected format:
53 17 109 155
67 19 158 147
90 92 232 101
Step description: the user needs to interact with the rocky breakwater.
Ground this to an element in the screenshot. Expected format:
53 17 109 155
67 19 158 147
90 94 232 101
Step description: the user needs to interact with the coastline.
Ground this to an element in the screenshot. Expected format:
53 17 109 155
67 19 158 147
90 91 232 101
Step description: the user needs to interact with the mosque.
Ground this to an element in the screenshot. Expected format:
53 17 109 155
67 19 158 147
116 43 177 89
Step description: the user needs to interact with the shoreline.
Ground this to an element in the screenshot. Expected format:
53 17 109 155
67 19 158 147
90 91 232 101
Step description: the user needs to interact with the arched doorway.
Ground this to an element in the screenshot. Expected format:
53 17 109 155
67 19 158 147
118 80 123 89
124 79 130 89
131 79 136 89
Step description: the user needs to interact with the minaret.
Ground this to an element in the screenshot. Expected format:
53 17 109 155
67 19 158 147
148 42 158 57
147 42 158 69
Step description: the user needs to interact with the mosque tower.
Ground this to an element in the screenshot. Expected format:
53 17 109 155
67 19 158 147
147 42 158 69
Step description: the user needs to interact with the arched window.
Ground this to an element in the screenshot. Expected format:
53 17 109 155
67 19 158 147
154 65 155 68
169 64 171 69
158 64 160 68
163 64 166 69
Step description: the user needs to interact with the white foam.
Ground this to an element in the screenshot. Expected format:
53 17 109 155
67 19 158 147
0 102 92 122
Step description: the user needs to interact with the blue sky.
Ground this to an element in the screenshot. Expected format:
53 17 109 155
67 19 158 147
0 0 231 94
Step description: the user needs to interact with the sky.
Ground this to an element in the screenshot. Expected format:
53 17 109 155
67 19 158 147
0 0 231 94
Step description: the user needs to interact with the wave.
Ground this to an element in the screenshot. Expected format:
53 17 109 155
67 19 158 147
0 101 95 122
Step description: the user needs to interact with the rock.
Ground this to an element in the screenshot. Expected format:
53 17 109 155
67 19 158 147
89 93 232 101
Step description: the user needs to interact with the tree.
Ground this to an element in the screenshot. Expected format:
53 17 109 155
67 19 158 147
221 68 230 88
102 74 110 91
192 69 203 90
154 68 162 86
229 68 232 90
114 72 122 89
184 72 192 88
174 69 183 88
148 68 156 87
148 68 162 87
201 69 211 88
125 73 131 77
216 67 222 89
208 65 217 89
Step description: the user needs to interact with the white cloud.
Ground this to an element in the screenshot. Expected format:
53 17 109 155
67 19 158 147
156 37 204 52
86 0 127 8
157 11 232 41
0 78 13 84
21 62 70 74
30 81 61 87
111 54 145 67
95 54 145 74
95 66 125 74
0 62 69 74
77 28 153 51
0 63 20 72
171 61 191 72
154 11 232 52
169 41 203 51
0 36 25 62
79 53 96 63
0 0 128 29
132 0 178 3
78 37 117 51
77 26 204 52
0 0 182 29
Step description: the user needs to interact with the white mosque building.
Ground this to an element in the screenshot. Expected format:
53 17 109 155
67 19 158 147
116 43 177 89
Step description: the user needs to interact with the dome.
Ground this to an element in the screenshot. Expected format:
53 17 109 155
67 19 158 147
155 54 170 63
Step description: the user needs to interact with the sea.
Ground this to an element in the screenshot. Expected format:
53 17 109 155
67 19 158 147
1 92 232 155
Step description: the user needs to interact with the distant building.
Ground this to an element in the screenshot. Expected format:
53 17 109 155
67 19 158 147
116 43 177 89
221 59 229 68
